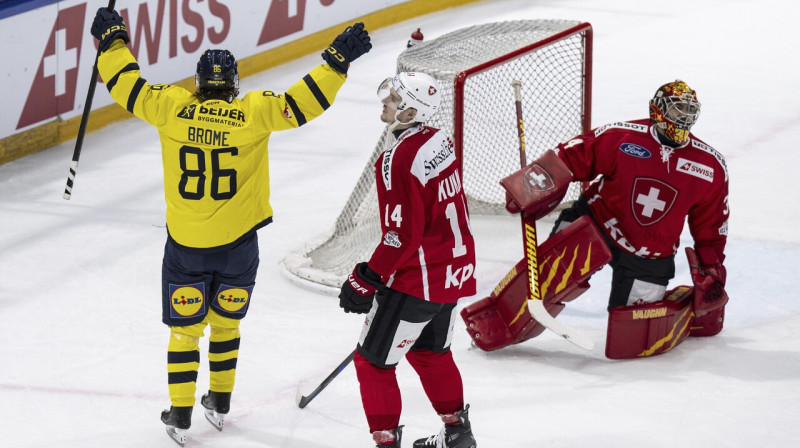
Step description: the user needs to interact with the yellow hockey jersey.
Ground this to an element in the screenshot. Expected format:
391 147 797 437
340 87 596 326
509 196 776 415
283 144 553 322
97 41 345 249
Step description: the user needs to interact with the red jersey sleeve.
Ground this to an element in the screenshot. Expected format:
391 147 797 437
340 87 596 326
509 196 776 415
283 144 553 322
687 140 729 266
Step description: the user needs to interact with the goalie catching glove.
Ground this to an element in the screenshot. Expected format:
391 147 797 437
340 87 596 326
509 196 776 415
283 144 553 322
339 263 383 314
500 150 574 220
686 247 728 316
322 22 372 74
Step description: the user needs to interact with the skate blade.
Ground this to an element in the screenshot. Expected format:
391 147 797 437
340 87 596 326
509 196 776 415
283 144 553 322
203 408 225 431
165 426 187 446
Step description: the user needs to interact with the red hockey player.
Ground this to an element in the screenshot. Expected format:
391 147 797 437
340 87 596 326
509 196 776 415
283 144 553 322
463 80 729 359
338 72 478 448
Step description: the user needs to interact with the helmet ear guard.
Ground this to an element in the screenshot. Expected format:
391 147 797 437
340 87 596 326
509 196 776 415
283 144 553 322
649 80 700 145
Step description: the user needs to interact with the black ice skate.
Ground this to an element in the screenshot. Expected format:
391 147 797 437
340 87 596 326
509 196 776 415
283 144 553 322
373 425 403 447
160 405 192 447
413 405 476 448
201 391 231 431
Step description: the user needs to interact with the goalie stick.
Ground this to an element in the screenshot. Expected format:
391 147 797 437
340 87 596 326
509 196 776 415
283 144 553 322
63 0 116 200
296 349 356 408
511 80 594 351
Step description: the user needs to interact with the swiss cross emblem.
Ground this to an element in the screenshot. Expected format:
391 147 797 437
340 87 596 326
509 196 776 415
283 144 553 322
524 164 555 192
428 85 437 95
630 178 677 226
17 4 86 130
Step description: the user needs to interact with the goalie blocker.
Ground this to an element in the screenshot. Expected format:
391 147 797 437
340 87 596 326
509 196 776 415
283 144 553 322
461 151 726 358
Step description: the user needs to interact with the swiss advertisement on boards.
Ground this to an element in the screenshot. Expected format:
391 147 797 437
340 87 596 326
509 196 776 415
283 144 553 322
1 0 413 141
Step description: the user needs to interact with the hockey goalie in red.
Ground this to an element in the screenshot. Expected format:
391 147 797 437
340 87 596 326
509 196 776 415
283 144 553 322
462 80 729 359
338 72 478 448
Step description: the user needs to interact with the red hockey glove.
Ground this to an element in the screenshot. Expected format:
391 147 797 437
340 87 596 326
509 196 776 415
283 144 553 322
500 150 574 220
686 247 728 316
339 263 383 314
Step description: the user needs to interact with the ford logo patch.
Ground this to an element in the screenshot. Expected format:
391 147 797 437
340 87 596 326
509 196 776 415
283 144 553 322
619 143 651 158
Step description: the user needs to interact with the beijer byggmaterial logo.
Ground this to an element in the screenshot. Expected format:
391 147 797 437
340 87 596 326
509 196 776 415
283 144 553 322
619 143 652 158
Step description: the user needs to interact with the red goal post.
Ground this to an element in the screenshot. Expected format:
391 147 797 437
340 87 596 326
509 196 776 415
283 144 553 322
283 20 593 291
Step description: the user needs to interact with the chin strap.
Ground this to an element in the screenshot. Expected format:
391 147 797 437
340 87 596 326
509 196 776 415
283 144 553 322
388 108 421 131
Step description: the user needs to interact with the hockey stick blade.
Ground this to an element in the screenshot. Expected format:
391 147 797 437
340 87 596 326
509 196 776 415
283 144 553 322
296 349 356 409
528 299 594 350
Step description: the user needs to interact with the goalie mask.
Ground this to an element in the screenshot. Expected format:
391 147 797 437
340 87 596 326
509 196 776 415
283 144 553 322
195 49 239 102
377 72 441 128
649 80 700 145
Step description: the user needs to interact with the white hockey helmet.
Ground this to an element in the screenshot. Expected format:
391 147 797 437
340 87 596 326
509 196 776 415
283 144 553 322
377 72 441 123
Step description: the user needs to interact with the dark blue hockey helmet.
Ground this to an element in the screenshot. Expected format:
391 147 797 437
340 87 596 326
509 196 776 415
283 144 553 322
195 49 239 91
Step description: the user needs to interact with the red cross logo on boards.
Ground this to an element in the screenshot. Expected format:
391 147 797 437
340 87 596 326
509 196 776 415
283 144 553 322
17 4 86 130
630 178 677 226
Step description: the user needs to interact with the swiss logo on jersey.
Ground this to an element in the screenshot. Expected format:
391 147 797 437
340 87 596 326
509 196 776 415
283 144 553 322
17 3 86 130
676 157 714 183
630 178 677 226
524 165 555 192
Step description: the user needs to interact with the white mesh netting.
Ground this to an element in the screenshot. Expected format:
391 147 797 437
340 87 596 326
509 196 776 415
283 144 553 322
284 20 592 290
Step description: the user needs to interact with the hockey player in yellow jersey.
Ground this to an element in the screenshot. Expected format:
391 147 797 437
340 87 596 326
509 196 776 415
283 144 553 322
90 7 371 446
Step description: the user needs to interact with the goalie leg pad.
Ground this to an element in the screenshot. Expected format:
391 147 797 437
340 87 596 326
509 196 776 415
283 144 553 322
461 216 611 351
690 305 725 337
605 286 694 359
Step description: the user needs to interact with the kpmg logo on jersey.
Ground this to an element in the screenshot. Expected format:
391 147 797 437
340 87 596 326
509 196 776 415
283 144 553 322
631 178 677 226
619 143 652 159
214 284 253 315
383 230 402 248
676 158 714 183
169 283 206 319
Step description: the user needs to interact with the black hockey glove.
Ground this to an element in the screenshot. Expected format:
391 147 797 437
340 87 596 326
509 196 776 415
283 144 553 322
321 22 372 74
91 8 129 52
339 263 382 314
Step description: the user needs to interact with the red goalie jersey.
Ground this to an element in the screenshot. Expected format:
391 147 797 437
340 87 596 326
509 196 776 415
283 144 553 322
557 118 729 265
368 125 476 303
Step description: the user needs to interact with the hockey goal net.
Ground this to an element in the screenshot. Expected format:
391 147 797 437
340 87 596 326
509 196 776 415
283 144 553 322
284 20 593 290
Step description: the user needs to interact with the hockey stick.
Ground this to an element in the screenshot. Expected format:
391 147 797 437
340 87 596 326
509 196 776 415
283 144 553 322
63 0 116 200
296 349 356 409
511 80 594 351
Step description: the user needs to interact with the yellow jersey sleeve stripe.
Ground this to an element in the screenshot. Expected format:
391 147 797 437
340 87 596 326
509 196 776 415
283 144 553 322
302 74 330 110
127 77 147 113
284 93 306 126
105 62 139 92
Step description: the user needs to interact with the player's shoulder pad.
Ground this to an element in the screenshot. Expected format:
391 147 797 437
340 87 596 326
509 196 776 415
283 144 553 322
593 121 648 138
409 126 455 187
690 138 728 181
